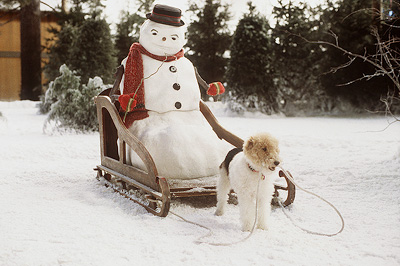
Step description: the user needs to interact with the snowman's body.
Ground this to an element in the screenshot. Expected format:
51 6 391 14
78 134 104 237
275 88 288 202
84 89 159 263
120 19 229 180
132 54 200 113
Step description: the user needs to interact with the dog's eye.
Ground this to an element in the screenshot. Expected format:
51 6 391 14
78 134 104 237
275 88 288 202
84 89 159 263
262 147 267 152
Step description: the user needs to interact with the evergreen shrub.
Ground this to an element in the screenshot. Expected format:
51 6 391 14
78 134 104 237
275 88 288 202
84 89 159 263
45 12 116 85
40 64 108 132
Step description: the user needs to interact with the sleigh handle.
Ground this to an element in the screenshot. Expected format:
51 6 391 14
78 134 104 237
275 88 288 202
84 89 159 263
199 101 244 148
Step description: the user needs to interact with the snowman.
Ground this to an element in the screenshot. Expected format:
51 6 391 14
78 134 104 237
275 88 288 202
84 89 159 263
119 4 230 180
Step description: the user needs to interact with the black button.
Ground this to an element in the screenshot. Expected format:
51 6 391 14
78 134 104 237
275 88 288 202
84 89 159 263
173 83 180 90
175 102 182 109
169 66 177 73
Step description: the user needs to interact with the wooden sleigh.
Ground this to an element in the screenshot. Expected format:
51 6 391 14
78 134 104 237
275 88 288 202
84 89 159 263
94 66 295 217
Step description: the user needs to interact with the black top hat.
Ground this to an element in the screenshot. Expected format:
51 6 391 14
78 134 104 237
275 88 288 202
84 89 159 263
146 4 185 27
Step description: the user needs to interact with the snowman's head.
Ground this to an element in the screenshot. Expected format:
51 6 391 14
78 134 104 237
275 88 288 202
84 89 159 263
139 19 186 56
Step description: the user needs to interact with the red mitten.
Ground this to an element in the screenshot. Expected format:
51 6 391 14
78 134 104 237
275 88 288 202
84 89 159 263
118 93 137 112
207 82 225 96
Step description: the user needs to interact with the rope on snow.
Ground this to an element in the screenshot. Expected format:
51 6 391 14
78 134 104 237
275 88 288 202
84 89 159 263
171 167 345 246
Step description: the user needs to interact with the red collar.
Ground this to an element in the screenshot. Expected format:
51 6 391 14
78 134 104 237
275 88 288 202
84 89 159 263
248 163 265 180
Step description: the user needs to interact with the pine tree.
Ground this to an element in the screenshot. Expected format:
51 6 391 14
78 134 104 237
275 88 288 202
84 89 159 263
69 17 117 84
41 0 116 131
186 0 232 98
270 0 328 115
45 23 78 83
114 0 153 64
115 11 139 65
44 1 116 85
225 3 276 113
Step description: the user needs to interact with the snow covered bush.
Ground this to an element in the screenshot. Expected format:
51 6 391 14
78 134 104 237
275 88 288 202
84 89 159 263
40 64 108 132
39 64 80 114
227 93 276 115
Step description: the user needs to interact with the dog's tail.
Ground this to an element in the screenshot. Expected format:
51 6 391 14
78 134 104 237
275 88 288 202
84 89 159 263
221 147 243 176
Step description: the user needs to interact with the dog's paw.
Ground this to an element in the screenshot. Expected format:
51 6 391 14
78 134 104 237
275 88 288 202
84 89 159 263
241 223 253 232
257 223 269 231
214 209 224 216
241 226 252 232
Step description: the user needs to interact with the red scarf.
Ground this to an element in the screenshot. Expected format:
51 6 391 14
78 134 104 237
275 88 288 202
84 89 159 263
123 43 184 127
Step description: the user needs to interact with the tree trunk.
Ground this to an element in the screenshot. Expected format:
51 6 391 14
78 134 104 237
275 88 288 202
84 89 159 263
20 0 42 100
371 0 381 27
62 0 68 13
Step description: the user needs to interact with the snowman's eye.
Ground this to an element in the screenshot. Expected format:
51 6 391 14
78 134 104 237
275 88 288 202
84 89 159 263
151 29 158 36
171 34 179 41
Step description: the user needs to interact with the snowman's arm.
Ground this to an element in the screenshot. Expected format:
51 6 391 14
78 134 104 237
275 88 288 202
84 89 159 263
195 67 225 96
194 67 209 92
119 57 128 93
107 58 127 103
109 64 124 101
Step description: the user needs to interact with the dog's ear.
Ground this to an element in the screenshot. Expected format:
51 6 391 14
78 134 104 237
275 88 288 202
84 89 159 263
245 137 254 150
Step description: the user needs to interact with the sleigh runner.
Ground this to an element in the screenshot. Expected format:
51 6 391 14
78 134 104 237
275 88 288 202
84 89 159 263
94 65 295 217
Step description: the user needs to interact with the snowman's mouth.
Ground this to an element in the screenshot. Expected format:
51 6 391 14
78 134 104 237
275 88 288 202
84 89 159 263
154 45 177 56
154 43 168 49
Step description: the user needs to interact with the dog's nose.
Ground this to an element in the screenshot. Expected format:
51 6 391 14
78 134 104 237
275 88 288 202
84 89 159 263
274 161 280 166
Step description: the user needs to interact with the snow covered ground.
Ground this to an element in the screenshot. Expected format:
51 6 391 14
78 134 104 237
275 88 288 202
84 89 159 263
0 100 399 266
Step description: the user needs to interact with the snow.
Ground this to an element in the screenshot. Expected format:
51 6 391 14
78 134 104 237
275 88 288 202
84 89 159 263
1 100 399 266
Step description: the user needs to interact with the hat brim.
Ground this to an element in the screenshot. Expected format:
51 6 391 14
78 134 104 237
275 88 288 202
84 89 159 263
146 13 185 27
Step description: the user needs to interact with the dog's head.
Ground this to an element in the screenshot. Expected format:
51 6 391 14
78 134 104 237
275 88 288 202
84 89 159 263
243 133 281 171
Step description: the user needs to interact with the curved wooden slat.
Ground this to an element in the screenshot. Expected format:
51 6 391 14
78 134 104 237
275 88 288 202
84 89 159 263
199 101 244 148
95 95 159 190
277 170 296 207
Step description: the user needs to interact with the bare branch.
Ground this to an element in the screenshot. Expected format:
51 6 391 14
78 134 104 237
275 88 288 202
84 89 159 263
324 56 355 75
297 21 400 126
40 1 56 12
301 28 400 92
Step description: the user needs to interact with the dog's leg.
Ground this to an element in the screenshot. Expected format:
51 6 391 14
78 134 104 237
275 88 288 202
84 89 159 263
256 198 271 230
238 194 256 231
257 181 274 230
215 165 230 216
